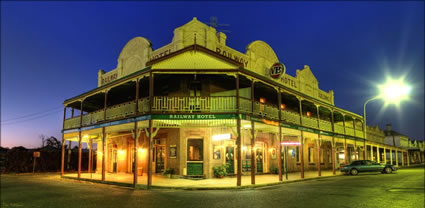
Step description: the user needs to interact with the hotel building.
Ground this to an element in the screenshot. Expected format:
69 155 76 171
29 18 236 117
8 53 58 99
61 18 416 188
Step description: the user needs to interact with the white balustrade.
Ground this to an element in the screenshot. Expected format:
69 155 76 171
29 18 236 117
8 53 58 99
151 96 237 113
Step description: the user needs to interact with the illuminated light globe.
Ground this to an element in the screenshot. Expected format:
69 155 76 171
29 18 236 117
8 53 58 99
377 77 411 105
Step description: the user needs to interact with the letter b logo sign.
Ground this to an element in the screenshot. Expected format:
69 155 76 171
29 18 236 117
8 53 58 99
270 63 285 79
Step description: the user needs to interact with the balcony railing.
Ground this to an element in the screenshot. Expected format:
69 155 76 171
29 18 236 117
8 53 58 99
334 123 344 134
240 97 252 114
253 102 279 120
106 101 136 120
301 116 318 129
151 96 237 113
345 127 354 136
64 117 80 129
63 96 366 140
282 110 300 125
138 98 150 114
319 120 332 132
355 130 364 138
82 114 91 126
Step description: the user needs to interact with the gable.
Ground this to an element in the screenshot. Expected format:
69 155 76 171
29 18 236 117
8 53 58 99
151 49 240 70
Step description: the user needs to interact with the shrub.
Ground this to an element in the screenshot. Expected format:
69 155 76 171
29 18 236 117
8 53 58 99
213 164 228 178
163 168 174 175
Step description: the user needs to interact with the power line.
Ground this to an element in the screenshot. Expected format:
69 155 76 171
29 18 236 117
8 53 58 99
1 109 63 126
1 106 63 122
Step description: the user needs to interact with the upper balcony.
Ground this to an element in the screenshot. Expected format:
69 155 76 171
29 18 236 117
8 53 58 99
63 73 364 139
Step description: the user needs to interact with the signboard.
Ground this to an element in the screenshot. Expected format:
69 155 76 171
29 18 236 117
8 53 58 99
33 152 40 158
215 46 249 67
169 145 177 158
152 114 238 120
101 72 118 85
270 62 285 79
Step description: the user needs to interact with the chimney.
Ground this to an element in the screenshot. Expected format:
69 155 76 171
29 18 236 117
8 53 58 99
386 124 392 131
217 32 227 45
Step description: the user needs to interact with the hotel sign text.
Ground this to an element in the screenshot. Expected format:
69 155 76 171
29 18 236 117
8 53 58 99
216 47 249 67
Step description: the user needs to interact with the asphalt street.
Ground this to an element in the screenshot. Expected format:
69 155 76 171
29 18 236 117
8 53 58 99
1 167 424 208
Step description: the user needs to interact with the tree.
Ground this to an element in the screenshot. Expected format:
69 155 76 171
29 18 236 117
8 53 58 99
39 134 47 148
45 136 61 149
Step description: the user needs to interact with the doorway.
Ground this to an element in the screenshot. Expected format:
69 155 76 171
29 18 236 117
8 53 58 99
154 145 165 173
256 145 264 173
108 144 117 173
187 138 203 176
225 146 235 174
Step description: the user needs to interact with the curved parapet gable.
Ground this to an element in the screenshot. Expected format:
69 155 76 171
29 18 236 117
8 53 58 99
95 17 334 105
246 40 279 76
98 37 152 87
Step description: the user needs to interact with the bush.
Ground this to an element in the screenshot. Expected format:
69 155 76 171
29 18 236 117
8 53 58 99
162 168 174 175
213 164 228 178
270 167 278 174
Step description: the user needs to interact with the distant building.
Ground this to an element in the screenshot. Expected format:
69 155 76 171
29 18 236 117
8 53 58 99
384 124 424 165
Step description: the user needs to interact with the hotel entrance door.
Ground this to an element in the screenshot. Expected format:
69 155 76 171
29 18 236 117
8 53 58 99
256 147 264 173
108 144 117 173
154 146 165 173
225 146 234 174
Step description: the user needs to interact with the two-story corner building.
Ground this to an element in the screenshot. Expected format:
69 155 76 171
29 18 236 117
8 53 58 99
60 18 410 188
407 139 424 164
384 124 413 166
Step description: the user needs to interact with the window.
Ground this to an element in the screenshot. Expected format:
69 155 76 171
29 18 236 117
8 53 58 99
308 146 314 163
351 161 361 166
187 139 203 161
213 145 221 160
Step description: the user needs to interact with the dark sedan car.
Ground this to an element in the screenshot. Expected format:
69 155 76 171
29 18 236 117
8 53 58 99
340 160 396 175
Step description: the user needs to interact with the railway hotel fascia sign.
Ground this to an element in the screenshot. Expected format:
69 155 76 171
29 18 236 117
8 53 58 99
215 46 249 68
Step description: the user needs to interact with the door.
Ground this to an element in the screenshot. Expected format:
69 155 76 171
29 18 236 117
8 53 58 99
225 146 234 174
112 149 117 173
256 148 263 173
155 146 165 173
187 139 203 176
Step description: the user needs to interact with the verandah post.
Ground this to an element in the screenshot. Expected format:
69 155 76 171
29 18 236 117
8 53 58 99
236 74 242 186
102 127 106 181
250 79 255 185
61 136 65 176
277 88 282 182
133 121 138 188
78 131 82 179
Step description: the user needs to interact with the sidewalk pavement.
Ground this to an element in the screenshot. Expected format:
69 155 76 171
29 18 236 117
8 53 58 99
63 170 344 190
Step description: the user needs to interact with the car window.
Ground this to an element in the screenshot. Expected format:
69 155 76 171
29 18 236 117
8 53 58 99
351 161 360 166
365 161 373 165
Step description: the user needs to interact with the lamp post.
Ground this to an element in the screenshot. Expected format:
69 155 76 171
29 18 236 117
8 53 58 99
362 77 411 160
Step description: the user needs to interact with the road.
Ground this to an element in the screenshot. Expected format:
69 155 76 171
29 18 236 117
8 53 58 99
1 167 424 208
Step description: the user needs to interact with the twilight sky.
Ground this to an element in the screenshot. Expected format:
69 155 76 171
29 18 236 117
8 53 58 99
1 1 424 148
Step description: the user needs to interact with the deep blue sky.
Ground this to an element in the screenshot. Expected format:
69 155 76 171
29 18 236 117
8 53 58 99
1 2 424 148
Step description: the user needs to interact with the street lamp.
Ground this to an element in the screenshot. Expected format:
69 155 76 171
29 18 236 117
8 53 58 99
363 77 411 159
